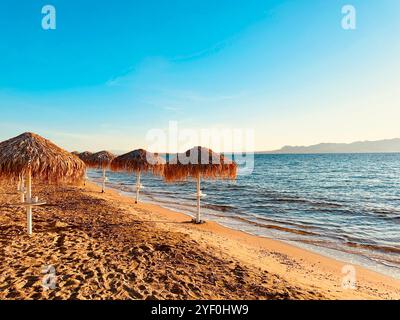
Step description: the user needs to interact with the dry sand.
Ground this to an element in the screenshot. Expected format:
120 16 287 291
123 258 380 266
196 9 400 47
0 181 399 300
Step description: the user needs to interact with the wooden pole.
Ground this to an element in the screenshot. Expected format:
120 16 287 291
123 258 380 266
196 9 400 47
21 175 25 203
135 171 141 204
102 168 106 193
196 174 201 223
26 170 32 236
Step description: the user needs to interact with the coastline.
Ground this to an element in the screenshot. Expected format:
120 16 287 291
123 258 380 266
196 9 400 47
138 192 400 281
94 182 400 299
88 153 400 281
0 180 399 299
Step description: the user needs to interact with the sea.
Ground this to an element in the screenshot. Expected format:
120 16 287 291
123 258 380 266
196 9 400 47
88 153 400 279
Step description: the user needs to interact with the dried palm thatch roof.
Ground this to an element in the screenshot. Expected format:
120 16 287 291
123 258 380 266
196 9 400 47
86 150 116 169
110 149 165 175
0 132 86 183
164 146 237 182
71 151 80 156
77 151 93 164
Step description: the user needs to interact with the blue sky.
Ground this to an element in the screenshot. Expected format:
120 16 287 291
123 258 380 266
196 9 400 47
0 0 399 152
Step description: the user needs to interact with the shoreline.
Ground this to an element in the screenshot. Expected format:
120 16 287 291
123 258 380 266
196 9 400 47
141 195 400 280
92 181 400 299
1 180 399 299
96 178 400 282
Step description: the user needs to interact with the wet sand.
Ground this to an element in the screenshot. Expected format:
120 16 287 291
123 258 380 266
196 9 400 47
0 181 399 300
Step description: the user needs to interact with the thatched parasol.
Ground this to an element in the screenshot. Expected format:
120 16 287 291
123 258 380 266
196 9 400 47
110 149 165 203
163 146 237 224
0 132 86 235
77 151 93 163
86 150 115 193
0 142 26 201
77 151 93 187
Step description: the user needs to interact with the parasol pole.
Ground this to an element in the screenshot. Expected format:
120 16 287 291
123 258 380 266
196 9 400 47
135 170 141 204
26 170 32 236
196 173 201 223
102 168 106 193
20 175 25 203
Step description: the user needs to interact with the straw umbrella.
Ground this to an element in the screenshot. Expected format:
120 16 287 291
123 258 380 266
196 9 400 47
77 151 92 163
0 132 86 235
163 146 237 224
0 142 25 201
110 149 165 203
77 151 93 186
86 151 115 193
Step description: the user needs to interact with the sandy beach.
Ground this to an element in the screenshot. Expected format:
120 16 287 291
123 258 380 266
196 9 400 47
0 181 399 300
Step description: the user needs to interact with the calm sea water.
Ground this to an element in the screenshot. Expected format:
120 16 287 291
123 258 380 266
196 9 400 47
88 153 400 279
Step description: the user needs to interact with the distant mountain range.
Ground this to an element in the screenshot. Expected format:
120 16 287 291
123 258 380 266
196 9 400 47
261 138 400 154
79 138 400 155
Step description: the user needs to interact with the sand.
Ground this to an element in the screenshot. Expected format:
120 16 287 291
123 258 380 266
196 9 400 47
0 181 399 300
